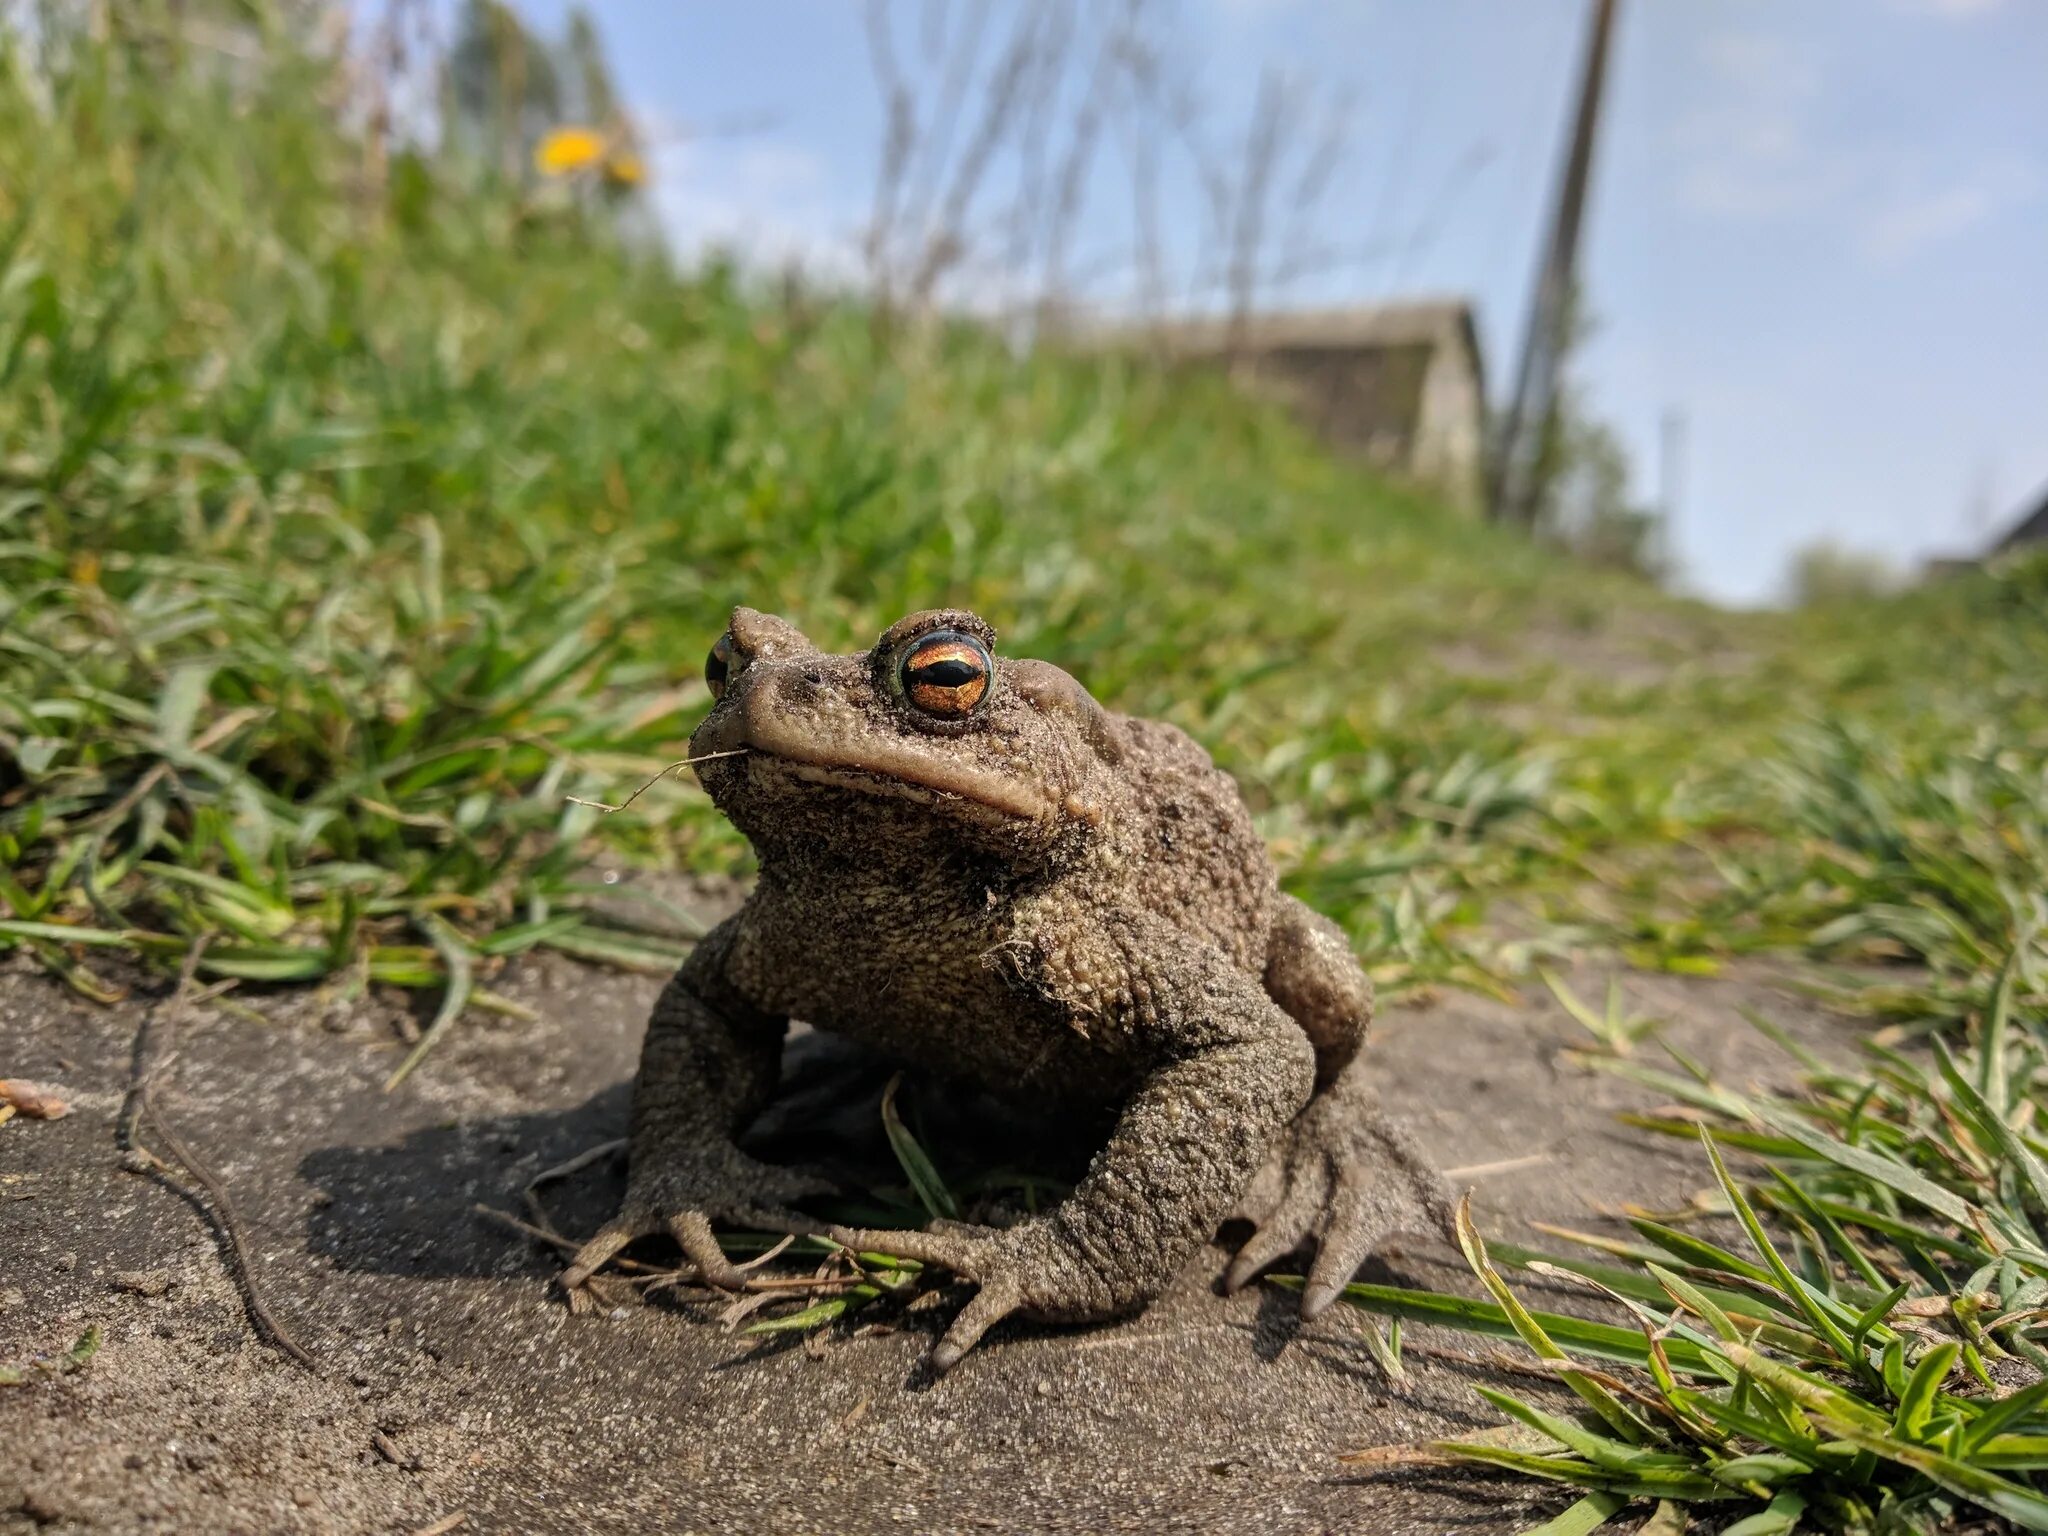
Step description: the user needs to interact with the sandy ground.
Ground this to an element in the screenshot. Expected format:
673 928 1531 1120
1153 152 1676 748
0 879 1865 1535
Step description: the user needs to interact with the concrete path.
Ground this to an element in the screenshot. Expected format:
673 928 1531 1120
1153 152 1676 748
1 898 1861 1535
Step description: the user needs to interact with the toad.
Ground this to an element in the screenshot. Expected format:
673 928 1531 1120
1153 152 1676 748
563 607 1453 1371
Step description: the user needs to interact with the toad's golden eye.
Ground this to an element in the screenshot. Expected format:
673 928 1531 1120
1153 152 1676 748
704 632 737 700
898 631 992 719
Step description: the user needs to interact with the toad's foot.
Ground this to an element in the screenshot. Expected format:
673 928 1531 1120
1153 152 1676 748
560 1152 833 1305
1222 1088 1456 1320
829 1218 1110 1375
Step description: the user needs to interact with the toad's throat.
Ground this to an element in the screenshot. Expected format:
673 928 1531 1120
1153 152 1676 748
729 728 1052 823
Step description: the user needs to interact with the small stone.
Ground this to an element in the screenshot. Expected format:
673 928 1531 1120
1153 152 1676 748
17 1487 66 1524
1034 1379 1051 1397
53 1252 76 1273
0 1079 70 1119
370 1429 421 1471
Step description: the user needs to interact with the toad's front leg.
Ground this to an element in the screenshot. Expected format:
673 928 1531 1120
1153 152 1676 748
834 913 1315 1372
561 915 831 1301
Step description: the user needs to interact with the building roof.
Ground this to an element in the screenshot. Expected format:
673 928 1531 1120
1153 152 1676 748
1091 297 1485 393
1142 297 1475 349
1994 481 2048 552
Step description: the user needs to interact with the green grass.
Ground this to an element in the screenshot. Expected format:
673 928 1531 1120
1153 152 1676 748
1325 942 2048 1533
5 12 2048 1530
0 4 1658 1006
9 9 2042 1019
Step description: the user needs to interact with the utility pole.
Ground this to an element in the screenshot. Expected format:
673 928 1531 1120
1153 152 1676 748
1487 0 1621 527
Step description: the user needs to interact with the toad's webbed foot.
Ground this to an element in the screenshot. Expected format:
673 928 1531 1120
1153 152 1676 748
828 1218 1117 1375
1222 1075 1455 1320
560 1151 833 1303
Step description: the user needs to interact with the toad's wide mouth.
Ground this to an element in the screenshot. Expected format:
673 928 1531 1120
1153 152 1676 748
702 738 1053 825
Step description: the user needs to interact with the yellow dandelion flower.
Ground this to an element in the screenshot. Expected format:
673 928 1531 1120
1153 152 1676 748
535 126 607 177
603 151 646 188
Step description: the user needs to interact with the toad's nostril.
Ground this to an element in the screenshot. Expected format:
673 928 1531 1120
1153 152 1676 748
802 667 825 686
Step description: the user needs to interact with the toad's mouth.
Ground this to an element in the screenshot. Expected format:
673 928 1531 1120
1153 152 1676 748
709 740 1053 824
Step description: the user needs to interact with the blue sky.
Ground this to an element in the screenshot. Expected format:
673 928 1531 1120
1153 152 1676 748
511 0 2045 606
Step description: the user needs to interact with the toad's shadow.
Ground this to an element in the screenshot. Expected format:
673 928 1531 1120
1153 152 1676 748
302 1028 1099 1280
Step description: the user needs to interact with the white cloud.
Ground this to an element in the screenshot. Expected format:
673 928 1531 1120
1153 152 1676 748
1208 0 1312 17
1700 30 1821 98
1893 0 2008 17
1862 182 1994 260
1674 31 1845 220
1675 27 2040 265
1861 156 2042 263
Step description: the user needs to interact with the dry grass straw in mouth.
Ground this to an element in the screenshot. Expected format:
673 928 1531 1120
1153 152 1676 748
566 749 751 814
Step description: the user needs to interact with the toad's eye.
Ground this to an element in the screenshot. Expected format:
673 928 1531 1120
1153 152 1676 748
704 632 738 701
898 631 992 719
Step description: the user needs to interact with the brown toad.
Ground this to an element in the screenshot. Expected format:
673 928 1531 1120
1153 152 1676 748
562 606 1452 1370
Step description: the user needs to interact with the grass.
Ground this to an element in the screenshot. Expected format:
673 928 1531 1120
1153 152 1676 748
0 1322 101 1387
1324 940 2048 1533
3 3 1629 1011
7 9 2043 1021
4 10 2048 1531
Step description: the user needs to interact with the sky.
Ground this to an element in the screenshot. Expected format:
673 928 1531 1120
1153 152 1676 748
507 0 2047 606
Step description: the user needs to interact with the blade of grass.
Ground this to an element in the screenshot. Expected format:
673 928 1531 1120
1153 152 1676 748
1519 1490 1630 1535
1456 1196 1649 1441
880 1072 959 1223
1270 1274 1717 1374
1725 1342 2048 1529
1717 1490 1805 1536
1699 1129 1867 1373
383 912 475 1091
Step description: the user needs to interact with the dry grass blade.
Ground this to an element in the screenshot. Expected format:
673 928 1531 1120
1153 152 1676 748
121 943 315 1371
383 912 476 1091
565 750 750 814
1453 1194 1647 1442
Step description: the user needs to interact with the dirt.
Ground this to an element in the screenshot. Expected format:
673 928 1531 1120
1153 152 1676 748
0 878 1868 1535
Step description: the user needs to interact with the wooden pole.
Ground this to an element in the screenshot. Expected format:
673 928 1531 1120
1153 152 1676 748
1487 0 1620 527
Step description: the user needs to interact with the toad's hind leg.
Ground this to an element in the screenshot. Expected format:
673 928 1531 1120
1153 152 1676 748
1262 893 1373 1087
1228 894 1456 1318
